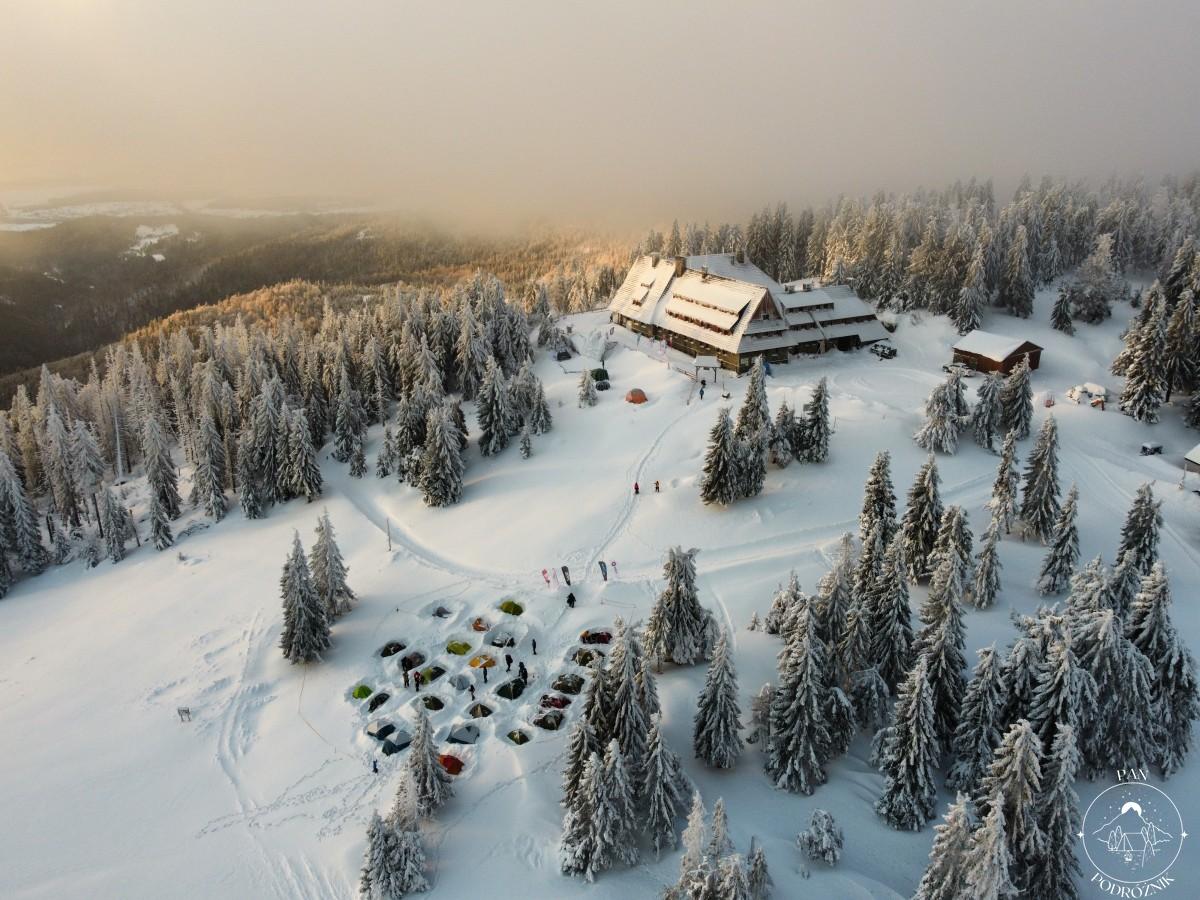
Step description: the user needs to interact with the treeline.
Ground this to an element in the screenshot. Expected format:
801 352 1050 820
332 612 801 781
640 174 1200 330
0 270 555 597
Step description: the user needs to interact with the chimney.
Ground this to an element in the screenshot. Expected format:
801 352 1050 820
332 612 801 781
650 252 661 266
735 249 745 265
674 255 686 277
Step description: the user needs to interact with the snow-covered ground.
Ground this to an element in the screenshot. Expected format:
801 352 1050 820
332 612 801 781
2 289 1198 899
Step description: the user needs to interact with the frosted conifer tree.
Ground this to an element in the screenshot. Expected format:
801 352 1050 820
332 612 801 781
914 556 967 755
409 709 453 817
578 368 598 408
418 406 464 507
141 415 181 520
847 523 886 667
528 382 552 434
746 682 773 747
644 718 689 857
954 246 987 334
644 547 714 666
899 455 943 581
1051 286 1075 335
913 793 973 900
868 541 914 691
1028 725 1082 900
286 407 322 502
1126 564 1200 776
971 373 1004 451
929 505 973 600
971 515 1003 609
637 654 661 719
766 604 829 794
976 720 1043 893
1036 483 1079 594
763 572 802 635
673 792 710 895
962 797 1017 900
988 430 1020 534
875 657 939 830
747 841 771 900
1026 638 1096 754
476 358 511 456
735 357 771 442
815 533 854 679
1115 483 1162 577
768 402 795 467
707 796 733 858
559 752 601 881
735 424 767 500
1119 296 1167 423
797 377 830 463
279 532 329 663
358 812 397 900
0 449 48 574
999 356 1033 440
1103 548 1140 621
69 419 106 518
693 628 744 768
717 855 751 900
1164 290 1198 401
333 365 367 464
1000 224 1034 317
310 510 354 620
797 808 843 866
237 429 267 520
914 382 959 454
148 490 174 551
1019 416 1060 543
859 450 898 545
561 715 601 816
349 442 367 478
947 645 1006 793
602 620 649 788
193 410 227 521
849 665 891 732
519 425 531 459
592 741 638 874
100 487 133 563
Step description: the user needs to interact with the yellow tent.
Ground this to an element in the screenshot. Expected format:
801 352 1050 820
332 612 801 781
469 654 496 669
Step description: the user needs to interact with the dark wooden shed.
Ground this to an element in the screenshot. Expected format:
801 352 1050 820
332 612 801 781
952 330 1042 374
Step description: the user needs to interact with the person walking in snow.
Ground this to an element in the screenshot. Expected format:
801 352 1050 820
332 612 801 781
700 379 706 400
505 653 513 672
469 685 476 701
634 481 640 495
518 661 529 683
482 665 489 684
402 668 410 689
414 670 422 693
531 638 538 655
372 760 378 774
567 592 576 608
654 480 661 493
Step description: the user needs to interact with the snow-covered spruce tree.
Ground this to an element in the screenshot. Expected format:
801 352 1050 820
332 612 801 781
100 487 133 563
518 424 531 459
815 533 854 679
1028 724 1082 900
644 546 713 666
997 624 1049 731
1073 608 1155 776
561 711 601 817
875 656 939 830
41 404 80 527
859 450 898 545
591 740 639 876
1115 482 1162 577
746 682 773 748
358 812 400 900
310 510 354 620
147 490 174 551
645 717 689 858
1000 224 1034 318
794 377 830 463
332 365 367 465
192 410 227 521
1103 548 1141 622
637 653 661 720
236 428 267 520
51 514 78 566
734 423 767 500
418 406 464 507
1035 483 1079 594
141 414 181 520
279 531 329 663
768 402 795 468
669 791 710 897
988 430 1020 534
867 539 915 692
847 521 886 655
975 719 1043 894
578 368 598 409
913 793 973 900
971 373 1004 452
914 555 967 755
999 356 1033 440
797 808 843 866
946 645 1006 794
285 407 322 502
899 455 944 581
914 382 959 454
971 514 1003 610
360 768 429 898
849 665 892 733
1126 564 1200 776
528 382 552 434
693 628 744 769
1119 295 1167 423
766 604 830 794
602 619 650 790
735 356 771 441
963 796 1017 900
699 408 739 507
1019 416 1060 543
0 541 11 599
409 708 453 817
1164 290 1199 401
707 795 734 858
954 246 987 334
930 505 974 600
349 441 367 479
764 571 803 635
476 358 511 456
69 419 106 518
1051 285 1075 335
717 854 751 900
1026 637 1096 755
747 839 771 900
0 448 48 574
559 752 602 882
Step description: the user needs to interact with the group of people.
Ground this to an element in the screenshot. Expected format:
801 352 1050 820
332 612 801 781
632 480 661 495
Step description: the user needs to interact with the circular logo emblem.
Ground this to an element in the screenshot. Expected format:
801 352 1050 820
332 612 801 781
1081 782 1186 885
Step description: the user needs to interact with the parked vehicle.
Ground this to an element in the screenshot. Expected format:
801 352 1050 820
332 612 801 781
941 362 977 377
1140 442 1163 456
870 341 897 360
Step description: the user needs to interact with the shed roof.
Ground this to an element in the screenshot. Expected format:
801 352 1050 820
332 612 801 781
1186 444 1200 466
953 330 1042 361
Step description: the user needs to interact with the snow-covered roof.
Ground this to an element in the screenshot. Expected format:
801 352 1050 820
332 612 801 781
1186 444 1200 466
952 330 1041 361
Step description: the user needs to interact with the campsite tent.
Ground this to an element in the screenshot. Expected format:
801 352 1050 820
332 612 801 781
448 724 480 745
625 388 648 404
439 754 465 774
469 654 496 669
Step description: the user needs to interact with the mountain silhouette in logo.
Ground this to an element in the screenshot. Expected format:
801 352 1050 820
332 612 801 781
1092 805 1174 864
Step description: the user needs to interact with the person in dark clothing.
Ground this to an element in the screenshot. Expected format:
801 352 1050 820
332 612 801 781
634 482 639 495
531 638 538 655
482 666 489 683
518 662 528 683
567 592 576 608
402 668 410 688
700 379 706 400
469 685 476 701
505 653 513 672
372 760 378 774
654 480 660 492
414 671 422 692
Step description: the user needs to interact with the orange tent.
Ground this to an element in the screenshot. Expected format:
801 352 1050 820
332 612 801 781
625 388 647 404
469 654 496 668
438 754 464 775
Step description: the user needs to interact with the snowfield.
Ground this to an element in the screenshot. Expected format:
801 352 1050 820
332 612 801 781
2 289 1199 899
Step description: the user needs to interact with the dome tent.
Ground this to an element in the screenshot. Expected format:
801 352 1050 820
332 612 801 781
625 388 647 404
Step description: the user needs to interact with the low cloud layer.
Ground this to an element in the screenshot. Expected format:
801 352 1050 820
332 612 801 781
4 1 1199 227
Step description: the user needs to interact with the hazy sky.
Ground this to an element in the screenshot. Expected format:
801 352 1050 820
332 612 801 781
3 1 1199 227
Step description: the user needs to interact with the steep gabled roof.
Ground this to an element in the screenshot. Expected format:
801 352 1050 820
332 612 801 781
953 330 1042 361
